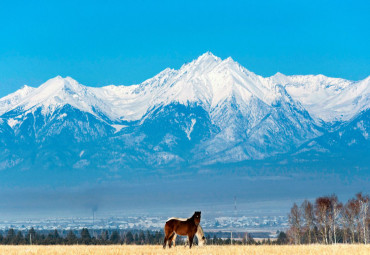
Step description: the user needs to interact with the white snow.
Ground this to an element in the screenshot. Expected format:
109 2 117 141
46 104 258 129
111 124 127 133
0 52 368 126
73 159 90 168
79 150 85 157
0 76 119 124
7 118 20 128
356 120 368 139
268 73 370 122
0 85 35 115
348 139 356 146
57 113 67 120
185 119 196 140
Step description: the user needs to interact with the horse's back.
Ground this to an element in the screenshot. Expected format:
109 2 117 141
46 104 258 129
165 218 183 233
166 217 187 222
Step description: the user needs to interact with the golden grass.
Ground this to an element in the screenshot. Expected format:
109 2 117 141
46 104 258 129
0 245 369 255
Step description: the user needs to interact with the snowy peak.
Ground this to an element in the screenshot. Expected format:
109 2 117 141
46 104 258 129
0 85 35 115
17 76 92 113
268 73 369 122
191 52 222 66
20 85 35 93
38 76 83 92
0 53 369 125
0 53 369 169
34 76 95 102
145 52 277 113
2 76 118 123
177 52 222 77
270 72 290 85
180 52 241 75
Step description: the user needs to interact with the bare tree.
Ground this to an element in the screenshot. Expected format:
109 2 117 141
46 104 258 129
315 197 331 244
329 194 342 244
343 198 360 243
340 206 349 243
301 200 314 244
288 203 302 244
367 209 370 244
356 193 369 244
286 192 369 245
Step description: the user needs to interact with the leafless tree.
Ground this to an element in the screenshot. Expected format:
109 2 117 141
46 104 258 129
315 197 331 244
367 210 370 244
329 194 342 244
288 203 302 244
343 198 360 243
288 193 369 245
340 206 349 243
356 193 369 244
301 200 314 244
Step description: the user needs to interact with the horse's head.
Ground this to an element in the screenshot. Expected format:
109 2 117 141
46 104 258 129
196 224 206 246
193 211 201 225
198 235 206 246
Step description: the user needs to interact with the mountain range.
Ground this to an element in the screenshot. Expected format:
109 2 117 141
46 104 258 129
0 52 369 173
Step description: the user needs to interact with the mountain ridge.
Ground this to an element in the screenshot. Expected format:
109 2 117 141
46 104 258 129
0 52 369 171
2 52 368 124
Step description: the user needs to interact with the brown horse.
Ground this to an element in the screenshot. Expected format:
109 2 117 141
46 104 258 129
173 224 206 247
163 211 201 248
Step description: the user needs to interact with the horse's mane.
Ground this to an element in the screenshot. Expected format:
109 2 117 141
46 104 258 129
167 212 200 223
166 217 188 222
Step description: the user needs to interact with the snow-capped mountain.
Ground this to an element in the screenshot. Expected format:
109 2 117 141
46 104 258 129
0 85 35 116
0 52 369 171
268 73 370 123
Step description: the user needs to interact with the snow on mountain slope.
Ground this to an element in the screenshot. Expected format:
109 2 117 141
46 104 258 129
0 85 35 115
145 53 278 111
0 52 368 170
292 109 370 163
93 52 368 125
2 52 367 126
3 76 123 124
268 73 370 122
90 68 178 122
95 52 280 126
322 76 370 122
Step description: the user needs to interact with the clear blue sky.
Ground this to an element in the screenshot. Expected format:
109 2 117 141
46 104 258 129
0 0 369 97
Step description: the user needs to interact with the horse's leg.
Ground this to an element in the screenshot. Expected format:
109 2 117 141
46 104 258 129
163 234 168 249
172 233 177 247
163 223 173 249
167 232 175 248
163 230 171 249
163 225 169 249
168 233 173 248
188 234 194 249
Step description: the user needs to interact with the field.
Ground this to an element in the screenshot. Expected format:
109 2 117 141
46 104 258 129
0 245 369 255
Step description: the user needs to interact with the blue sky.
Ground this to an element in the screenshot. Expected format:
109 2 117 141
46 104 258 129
0 0 369 97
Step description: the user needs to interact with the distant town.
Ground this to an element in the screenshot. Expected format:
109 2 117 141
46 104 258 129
0 215 287 233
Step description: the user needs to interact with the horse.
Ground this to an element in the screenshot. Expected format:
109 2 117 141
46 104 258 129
172 224 206 247
163 211 201 249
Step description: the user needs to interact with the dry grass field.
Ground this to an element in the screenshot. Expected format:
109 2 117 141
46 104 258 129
0 245 369 255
